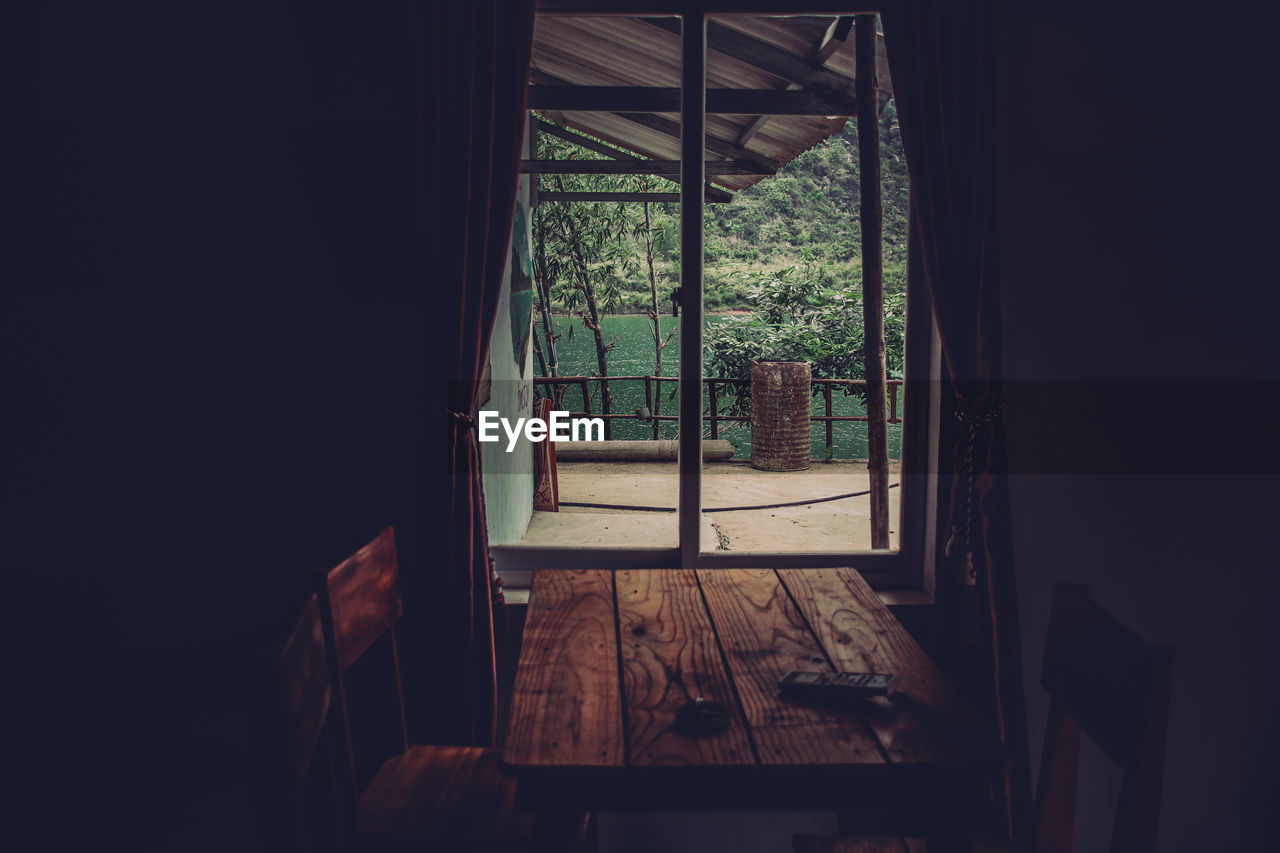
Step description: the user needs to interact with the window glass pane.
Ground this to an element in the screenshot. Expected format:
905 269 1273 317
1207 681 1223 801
483 15 683 552
699 14 903 555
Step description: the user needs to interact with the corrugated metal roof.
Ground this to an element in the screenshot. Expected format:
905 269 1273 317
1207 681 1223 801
530 14 892 193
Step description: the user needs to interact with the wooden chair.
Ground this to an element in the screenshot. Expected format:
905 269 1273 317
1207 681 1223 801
278 592 344 849
794 583 1173 853
279 527 584 850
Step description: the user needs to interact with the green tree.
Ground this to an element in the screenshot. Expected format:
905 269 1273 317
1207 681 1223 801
634 176 678 423
533 130 646 435
703 252 906 415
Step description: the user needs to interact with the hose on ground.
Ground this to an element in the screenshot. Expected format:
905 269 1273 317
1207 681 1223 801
557 482 900 514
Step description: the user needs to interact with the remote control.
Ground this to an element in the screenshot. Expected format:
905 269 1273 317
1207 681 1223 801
777 670 899 699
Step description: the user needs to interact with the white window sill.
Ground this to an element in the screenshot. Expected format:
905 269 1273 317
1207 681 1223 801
501 585 932 608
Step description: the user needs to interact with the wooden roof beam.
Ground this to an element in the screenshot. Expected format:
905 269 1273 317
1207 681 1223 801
529 70 780 172
736 15 849 147
539 109 568 128
521 159 774 176
535 116 651 161
734 111 773 146
532 117 736 202
528 84 857 116
737 12 855 147
536 2 885 13
535 116 645 159
619 111 780 171
814 16 854 65
540 191 732 204
642 18 858 101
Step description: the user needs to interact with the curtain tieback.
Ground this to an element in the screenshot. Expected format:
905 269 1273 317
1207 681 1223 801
945 399 1004 588
449 409 476 429
491 562 505 606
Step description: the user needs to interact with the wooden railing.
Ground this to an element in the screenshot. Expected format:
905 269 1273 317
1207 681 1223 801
533 375 902 449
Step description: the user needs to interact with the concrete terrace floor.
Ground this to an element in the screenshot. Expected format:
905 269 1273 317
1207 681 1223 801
520 459 903 552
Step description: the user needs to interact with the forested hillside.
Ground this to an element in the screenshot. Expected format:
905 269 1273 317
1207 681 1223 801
532 99 910 314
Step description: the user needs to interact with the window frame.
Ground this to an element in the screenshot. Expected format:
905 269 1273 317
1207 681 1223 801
490 2 939 593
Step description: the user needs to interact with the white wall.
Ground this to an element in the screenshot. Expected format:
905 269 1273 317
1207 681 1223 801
480 128 536 546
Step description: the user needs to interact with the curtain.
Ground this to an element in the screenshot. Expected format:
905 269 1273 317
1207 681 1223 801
423 0 535 748
881 0 1031 842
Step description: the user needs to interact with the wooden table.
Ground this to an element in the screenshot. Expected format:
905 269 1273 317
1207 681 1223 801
502 568 993 842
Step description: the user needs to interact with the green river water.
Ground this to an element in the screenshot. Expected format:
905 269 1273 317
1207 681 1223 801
538 314 902 461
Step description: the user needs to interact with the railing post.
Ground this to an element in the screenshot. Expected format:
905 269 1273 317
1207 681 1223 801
646 376 659 440
824 380 834 456
708 380 718 439
530 374 888 457
601 376 611 439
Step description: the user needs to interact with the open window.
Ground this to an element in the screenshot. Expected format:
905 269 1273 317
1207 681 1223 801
484 5 940 593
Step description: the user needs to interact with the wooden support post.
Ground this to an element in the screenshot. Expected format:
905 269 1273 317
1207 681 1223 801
856 14 890 549
679 13 706 567
580 380 591 416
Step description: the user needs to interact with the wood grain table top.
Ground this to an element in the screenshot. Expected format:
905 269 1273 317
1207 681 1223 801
501 568 991 814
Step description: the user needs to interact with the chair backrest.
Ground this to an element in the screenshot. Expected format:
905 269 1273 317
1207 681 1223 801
277 592 343 850
279 593 331 786
1033 584 1173 853
312 527 409 809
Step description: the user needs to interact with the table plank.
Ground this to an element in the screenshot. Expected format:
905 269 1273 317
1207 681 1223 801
503 570 623 768
615 569 755 766
778 568 979 765
697 569 886 766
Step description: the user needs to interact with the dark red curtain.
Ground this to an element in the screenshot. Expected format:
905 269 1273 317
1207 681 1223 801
421 0 535 747
881 0 1031 841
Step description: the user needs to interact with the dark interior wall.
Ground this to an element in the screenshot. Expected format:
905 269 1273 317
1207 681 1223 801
21 2 1279 850
995 3 1279 851
22 2 451 847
